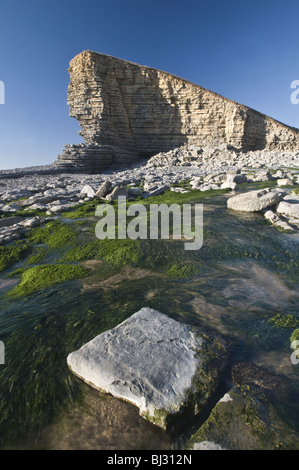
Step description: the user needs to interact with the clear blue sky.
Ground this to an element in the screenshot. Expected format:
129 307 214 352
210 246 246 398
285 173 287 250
1 0 299 170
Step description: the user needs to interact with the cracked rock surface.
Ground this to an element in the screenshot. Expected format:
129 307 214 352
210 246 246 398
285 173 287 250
67 307 227 429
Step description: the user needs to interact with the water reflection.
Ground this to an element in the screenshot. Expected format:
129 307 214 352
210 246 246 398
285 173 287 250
20 384 171 450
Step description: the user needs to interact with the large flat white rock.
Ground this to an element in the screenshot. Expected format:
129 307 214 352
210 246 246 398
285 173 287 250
227 188 282 212
67 307 226 428
276 199 299 219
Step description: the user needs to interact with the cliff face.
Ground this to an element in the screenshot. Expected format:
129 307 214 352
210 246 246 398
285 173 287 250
55 50 299 172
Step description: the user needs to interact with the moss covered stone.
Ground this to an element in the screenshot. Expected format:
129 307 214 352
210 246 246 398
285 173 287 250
185 385 299 450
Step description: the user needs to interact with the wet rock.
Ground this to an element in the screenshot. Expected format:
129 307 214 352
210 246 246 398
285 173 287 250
227 188 282 212
67 307 228 430
185 384 299 450
264 210 296 231
193 441 226 450
230 363 291 400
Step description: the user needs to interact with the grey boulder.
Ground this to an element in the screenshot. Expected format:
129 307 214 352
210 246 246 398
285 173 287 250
128 187 143 197
67 307 227 429
276 198 299 219
79 185 95 198
106 185 128 202
227 188 282 212
95 181 112 198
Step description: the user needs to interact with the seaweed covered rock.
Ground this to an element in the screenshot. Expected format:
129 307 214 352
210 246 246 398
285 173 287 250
185 384 299 450
67 307 228 430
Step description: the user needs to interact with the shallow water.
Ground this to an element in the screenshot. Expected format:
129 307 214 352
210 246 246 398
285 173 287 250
17 384 171 450
0 193 299 449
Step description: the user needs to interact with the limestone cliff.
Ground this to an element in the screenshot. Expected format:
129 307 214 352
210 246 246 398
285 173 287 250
55 50 299 172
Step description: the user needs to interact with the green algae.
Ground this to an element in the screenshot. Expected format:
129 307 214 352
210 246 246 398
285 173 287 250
166 262 201 279
61 232 198 277
141 408 169 429
0 242 31 273
8 264 91 298
140 333 228 432
268 314 299 329
238 180 277 190
290 328 299 343
24 246 49 266
26 220 77 250
0 208 46 219
136 187 229 206
1 185 299 448
0 277 148 446
61 241 102 262
60 199 100 219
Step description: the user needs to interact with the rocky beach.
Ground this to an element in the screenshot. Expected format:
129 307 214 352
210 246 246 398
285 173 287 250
1 51 299 450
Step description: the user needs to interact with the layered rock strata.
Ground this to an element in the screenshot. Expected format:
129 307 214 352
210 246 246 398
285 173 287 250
55 50 299 173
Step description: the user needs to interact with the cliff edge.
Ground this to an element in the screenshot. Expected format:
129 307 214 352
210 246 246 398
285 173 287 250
55 50 299 173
